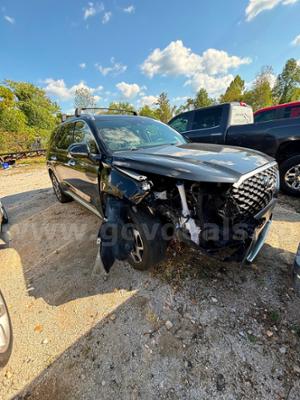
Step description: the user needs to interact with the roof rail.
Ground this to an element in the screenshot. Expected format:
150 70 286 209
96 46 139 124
61 113 73 122
74 107 138 117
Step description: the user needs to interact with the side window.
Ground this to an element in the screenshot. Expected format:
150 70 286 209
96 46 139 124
285 106 300 119
169 115 190 133
254 110 276 123
55 123 75 150
74 121 99 154
192 108 222 130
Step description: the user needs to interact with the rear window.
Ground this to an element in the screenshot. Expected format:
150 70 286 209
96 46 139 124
254 110 277 123
230 105 253 125
191 107 222 130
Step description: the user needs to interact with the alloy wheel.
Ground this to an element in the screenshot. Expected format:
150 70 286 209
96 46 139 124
284 164 300 191
130 228 144 264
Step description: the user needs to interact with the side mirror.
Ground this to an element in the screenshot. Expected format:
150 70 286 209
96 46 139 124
68 143 89 158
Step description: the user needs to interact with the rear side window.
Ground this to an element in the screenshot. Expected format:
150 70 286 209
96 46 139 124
192 107 222 130
283 105 300 119
254 110 277 123
74 121 99 154
55 123 75 149
169 114 190 133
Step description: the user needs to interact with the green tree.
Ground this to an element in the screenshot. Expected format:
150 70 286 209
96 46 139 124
108 102 136 114
0 86 15 111
155 92 174 123
0 80 60 151
139 104 158 119
220 75 245 103
193 88 214 108
0 107 27 132
74 87 96 109
273 58 300 103
244 66 274 111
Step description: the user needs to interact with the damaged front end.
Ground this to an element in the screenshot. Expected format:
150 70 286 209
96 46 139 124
97 161 279 272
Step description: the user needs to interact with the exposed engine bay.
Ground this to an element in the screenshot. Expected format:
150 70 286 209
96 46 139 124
96 163 279 273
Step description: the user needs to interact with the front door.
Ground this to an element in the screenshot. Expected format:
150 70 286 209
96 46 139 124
65 120 101 211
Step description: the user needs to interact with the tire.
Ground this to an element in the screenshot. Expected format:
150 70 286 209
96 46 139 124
127 209 168 271
0 291 13 368
280 155 300 197
50 171 73 203
1 206 8 225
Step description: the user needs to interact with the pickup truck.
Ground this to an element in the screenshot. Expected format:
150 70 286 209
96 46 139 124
169 102 300 196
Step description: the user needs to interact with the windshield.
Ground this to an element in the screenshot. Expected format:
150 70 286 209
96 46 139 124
95 117 186 152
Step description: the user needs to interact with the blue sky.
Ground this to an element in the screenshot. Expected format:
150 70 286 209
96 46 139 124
1 0 300 112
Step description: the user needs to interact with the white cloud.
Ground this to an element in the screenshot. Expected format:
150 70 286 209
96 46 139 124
200 49 251 75
102 11 112 24
4 15 15 24
83 2 104 20
185 73 234 97
43 79 103 101
95 58 127 76
291 34 300 46
79 63 86 69
139 95 158 107
245 0 299 21
123 5 135 13
141 40 251 78
297 60 300 66
116 82 141 98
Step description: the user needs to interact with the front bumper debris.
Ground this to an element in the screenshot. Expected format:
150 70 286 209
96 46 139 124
243 198 277 263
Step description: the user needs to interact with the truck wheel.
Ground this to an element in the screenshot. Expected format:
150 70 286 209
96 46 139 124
127 209 168 271
280 156 300 197
0 291 13 367
50 172 73 203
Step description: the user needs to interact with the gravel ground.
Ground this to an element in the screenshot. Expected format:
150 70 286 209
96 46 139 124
0 165 299 400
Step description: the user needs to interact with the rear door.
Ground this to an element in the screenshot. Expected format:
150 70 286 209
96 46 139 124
53 122 75 185
185 106 225 144
65 120 101 210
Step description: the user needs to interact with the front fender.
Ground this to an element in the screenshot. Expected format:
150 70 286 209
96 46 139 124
100 166 151 204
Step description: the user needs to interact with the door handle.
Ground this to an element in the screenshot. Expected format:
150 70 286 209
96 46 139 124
68 159 76 167
50 155 57 161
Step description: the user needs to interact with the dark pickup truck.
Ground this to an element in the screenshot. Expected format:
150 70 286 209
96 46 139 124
169 103 300 196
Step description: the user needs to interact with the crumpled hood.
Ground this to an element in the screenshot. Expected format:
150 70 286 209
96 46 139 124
111 143 274 183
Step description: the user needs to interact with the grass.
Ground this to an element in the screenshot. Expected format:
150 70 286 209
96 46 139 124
15 155 46 166
270 310 281 323
247 333 257 344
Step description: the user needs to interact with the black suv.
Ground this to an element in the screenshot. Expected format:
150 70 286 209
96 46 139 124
0 204 12 368
47 108 279 272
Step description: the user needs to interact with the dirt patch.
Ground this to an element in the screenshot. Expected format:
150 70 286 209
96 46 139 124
0 165 300 400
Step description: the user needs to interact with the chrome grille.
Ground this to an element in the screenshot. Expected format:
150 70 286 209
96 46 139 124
231 164 278 216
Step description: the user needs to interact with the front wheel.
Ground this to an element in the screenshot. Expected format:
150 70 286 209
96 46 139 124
127 209 168 271
0 291 13 367
280 156 300 197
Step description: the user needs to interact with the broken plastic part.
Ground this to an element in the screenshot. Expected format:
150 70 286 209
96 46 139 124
176 182 201 245
97 196 134 273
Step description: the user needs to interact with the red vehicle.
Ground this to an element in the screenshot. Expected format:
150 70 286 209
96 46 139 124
254 101 300 123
